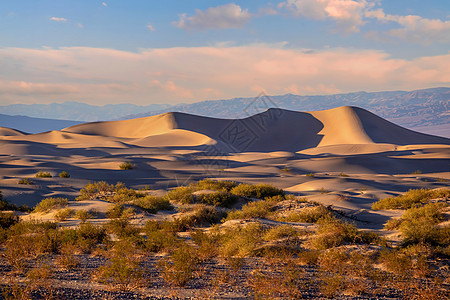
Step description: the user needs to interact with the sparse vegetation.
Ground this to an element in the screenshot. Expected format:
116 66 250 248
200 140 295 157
33 197 68 213
58 171 70 178
372 188 449 210
54 208 75 221
35 171 52 178
133 195 173 213
230 183 285 199
18 178 34 185
119 161 133 170
74 209 96 222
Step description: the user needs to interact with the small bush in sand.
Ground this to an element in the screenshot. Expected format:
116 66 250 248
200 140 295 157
133 195 173 213
164 186 195 203
178 205 227 228
94 254 143 291
230 183 284 199
54 208 74 221
106 204 126 219
278 205 332 223
58 171 70 178
309 217 358 250
18 178 34 185
194 179 237 191
74 209 96 222
35 171 52 178
219 222 266 257
372 188 449 210
119 161 133 170
305 173 315 177
33 197 68 213
157 243 200 287
263 224 299 241
196 191 239 208
143 220 180 253
226 199 276 220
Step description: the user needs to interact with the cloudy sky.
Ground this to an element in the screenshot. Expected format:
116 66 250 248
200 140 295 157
1 0 449 105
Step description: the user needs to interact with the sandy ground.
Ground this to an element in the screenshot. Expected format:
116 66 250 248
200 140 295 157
0 106 449 232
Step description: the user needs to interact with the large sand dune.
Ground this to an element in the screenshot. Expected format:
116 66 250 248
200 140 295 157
0 106 448 226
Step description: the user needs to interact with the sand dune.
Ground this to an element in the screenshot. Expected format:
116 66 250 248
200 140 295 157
0 106 448 210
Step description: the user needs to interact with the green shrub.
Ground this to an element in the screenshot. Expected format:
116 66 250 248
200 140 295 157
230 183 285 199
194 179 237 191
18 178 34 185
34 197 68 213
35 171 52 178
119 161 133 170
372 188 449 210
95 255 143 291
77 181 115 201
157 243 200 287
178 205 226 228
133 195 173 213
219 222 266 257
105 218 140 239
76 181 143 202
74 209 95 222
164 186 195 203
196 191 239 208
58 171 70 178
309 217 358 249
305 173 315 177
106 204 125 219
143 221 180 253
226 199 275 220
0 212 19 229
54 208 74 221
75 222 107 253
263 225 299 241
278 205 332 223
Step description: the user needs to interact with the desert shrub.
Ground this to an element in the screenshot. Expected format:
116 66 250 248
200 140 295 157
372 188 449 210
33 197 68 213
230 183 284 199
74 209 95 222
263 225 299 241
108 186 144 204
75 222 107 253
143 221 180 253
54 208 74 221
106 204 125 219
196 191 239 208
95 255 143 291
57 243 80 270
58 171 70 178
219 222 266 257
398 203 447 245
35 171 52 178
178 205 227 228
384 218 403 230
190 229 221 259
278 205 332 223
0 212 19 229
119 161 133 170
379 248 412 276
18 178 34 185
226 199 275 220
133 195 173 213
164 186 195 203
157 243 200 287
105 218 140 239
77 181 115 200
306 173 315 177
0 195 19 211
309 217 358 249
194 179 237 191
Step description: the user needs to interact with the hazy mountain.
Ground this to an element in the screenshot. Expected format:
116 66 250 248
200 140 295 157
0 102 172 122
122 87 450 138
0 114 83 134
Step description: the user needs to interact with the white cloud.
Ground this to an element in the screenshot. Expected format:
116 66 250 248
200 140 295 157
174 3 251 30
365 9 450 44
0 46 448 105
279 0 372 33
146 24 156 31
50 17 67 22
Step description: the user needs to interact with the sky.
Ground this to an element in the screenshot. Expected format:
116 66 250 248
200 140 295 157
0 0 449 106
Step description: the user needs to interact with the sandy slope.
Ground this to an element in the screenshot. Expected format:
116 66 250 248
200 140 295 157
0 106 448 231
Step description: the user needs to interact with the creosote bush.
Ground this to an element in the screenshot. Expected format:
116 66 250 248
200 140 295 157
196 191 239 208
35 171 52 178
133 195 173 213
33 197 68 213
58 171 70 178
54 208 74 221
119 161 133 170
18 178 34 185
230 183 284 199
309 217 358 250
372 188 449 210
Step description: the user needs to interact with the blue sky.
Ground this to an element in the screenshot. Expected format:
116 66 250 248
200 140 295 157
0 0 449 105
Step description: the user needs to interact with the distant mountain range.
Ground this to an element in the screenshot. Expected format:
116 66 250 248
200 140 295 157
0 102 171 122
0 114 83 134
0 87 448 137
